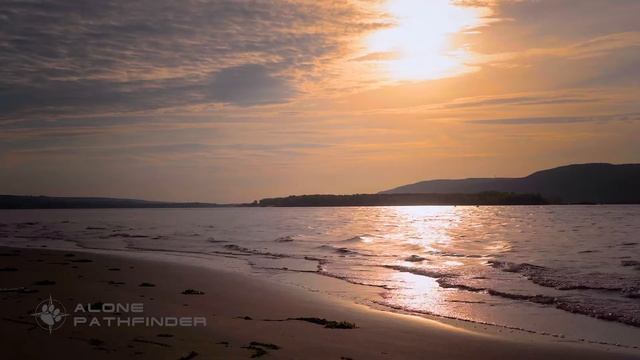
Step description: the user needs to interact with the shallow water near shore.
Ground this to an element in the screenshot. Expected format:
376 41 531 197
1 205 639 348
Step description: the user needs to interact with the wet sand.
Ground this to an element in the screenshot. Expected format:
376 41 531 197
1 246 638 359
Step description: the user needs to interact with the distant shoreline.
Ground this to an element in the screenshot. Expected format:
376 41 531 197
3 192 639 209
3 163 640 209
257 192 549 207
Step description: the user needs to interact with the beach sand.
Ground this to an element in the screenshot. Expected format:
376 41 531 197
1 246 637 359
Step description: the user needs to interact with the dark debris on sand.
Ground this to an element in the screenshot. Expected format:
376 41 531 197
71 259 93 263
68 336 111 353
132 337 172 348
289 317 357 329
249 342 280 350
0 287 37 294
178 350 198 360
32 280 56 286
243 342 281 358
181 289 205 295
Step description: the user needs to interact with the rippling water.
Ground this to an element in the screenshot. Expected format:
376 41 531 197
1 206 639 347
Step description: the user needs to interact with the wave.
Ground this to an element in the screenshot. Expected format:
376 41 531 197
317 245 362 255
274 235 295 243
403 255 426 262
373 300 639 350
488 260 640 297
382 265 452 279
384 263 640 328
318 270 392 289
426 250 484 259
102 232 150 239
338 235 374 244
621 260 640 271
222 244 289 258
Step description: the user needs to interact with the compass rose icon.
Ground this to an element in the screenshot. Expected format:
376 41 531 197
31 295 69 334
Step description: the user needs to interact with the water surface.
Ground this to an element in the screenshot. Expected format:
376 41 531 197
1 206 639 347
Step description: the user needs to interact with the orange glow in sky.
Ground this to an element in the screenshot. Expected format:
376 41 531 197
2 0 640 202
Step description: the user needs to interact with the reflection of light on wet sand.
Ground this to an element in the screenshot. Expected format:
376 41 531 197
384 270 488 323
387 271 442 310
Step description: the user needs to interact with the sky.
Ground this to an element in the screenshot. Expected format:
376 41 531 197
1 0 639 203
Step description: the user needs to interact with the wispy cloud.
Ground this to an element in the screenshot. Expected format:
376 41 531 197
469 112 640 125
0 0 385 120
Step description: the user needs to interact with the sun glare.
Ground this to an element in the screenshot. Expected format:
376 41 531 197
368 0 485 81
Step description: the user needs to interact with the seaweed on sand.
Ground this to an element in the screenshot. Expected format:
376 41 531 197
181 289 205 295
289 317 357 329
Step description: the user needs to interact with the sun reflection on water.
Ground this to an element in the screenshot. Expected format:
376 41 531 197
372 206 513 319
386 206 458 250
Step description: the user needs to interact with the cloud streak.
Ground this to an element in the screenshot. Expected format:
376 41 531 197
0 0 384 119
469 112 640 125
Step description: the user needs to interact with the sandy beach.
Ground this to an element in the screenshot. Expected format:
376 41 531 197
4 0 640 357
1 246 637 359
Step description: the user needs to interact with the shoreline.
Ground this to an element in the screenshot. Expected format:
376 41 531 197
12 240 639 348
3 204 640 211
2 246 638 359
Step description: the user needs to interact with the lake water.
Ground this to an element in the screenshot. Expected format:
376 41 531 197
1 206 639 348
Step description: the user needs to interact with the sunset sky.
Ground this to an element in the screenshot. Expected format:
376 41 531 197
1 0 639 202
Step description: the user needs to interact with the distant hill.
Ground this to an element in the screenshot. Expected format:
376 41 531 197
5 163 640 208
0 195 233 209
380 163 640 204
258 192 548 207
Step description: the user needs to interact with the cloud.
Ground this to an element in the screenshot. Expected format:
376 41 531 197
350 51 400 62
0 0 384 120
342 88 615 118
207 64 295 106
478 31 640 65
4 142 330 163
443 92 600 109
462 1 640 90
468 112 640 125
464 0 640 55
